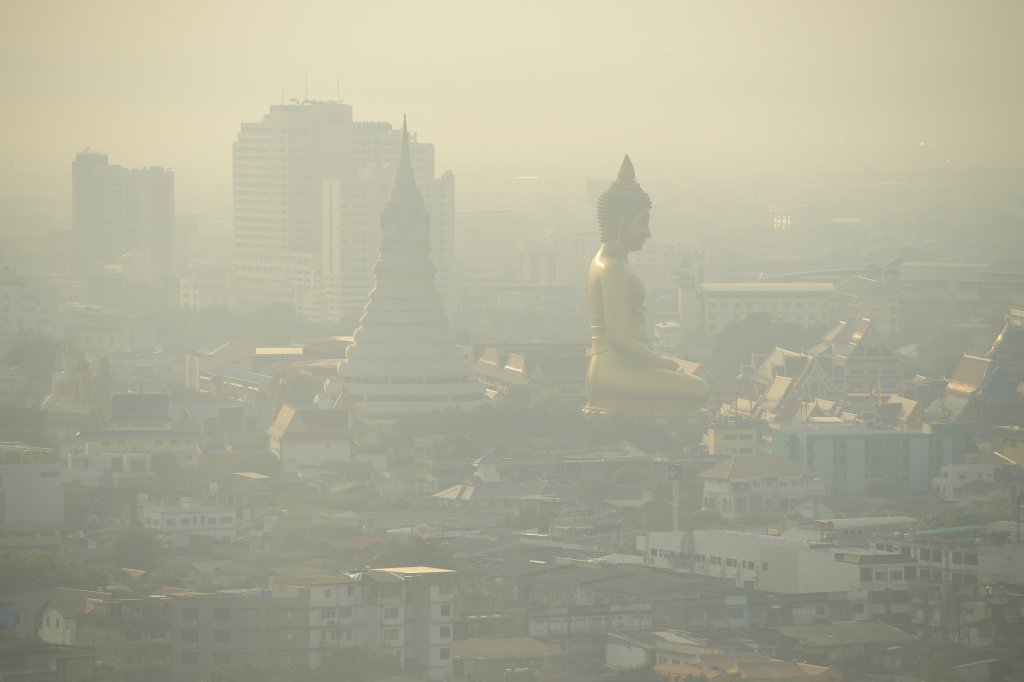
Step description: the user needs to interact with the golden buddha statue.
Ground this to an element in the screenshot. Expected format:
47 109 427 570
584 155 709 420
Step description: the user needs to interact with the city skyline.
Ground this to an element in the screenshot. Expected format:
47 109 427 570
3 0 1024 210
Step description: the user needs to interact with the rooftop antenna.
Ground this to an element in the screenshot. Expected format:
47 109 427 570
336 76 340 102
304 70 308 102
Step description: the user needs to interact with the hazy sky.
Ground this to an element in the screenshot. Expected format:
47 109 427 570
3 0 1023 202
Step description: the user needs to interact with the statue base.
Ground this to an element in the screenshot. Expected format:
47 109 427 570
581 407 709 452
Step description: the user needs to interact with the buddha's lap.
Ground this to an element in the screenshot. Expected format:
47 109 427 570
588 355 706 400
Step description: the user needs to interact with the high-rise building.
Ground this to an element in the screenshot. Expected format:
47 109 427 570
340 120 481 423
231 101 456 322
72 152 174 274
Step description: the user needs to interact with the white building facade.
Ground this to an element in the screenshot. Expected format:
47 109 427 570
72 152 174 274
232 102 456 322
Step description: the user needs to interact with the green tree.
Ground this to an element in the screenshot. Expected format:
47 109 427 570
107 528 162 571
0 551 112 595
2 331 61 402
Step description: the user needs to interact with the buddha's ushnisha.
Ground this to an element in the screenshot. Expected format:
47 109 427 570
584 155 708 418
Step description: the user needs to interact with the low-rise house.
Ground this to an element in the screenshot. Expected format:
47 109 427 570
70 425 201 473
606 629 717 670
452 637 562 682
139 492 251 546
699 454 825 519
267 405 353 477
933 463 998 500
3 588 111 644
643 530 916 621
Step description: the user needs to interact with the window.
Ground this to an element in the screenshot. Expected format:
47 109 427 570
440 625 451 638
339 606 352 618
214 653 230 665
383 629 399 642
213 608 230 620
321 608 335 618
860 567 873 582
440 647 450 661
182 630 199 642
384 607 399 619
440 604 451 617
181 652 199 665
182 608 199 620
904 566 917 580
213 630 230 642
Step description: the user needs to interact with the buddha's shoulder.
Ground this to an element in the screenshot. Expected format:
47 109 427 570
593 253 630 273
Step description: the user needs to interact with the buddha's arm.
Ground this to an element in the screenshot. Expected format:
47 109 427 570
601 265 678 370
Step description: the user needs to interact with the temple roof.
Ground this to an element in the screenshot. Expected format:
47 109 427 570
947 355 991 397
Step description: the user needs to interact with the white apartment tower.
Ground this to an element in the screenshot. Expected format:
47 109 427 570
72 152 175 274
232 101 456 322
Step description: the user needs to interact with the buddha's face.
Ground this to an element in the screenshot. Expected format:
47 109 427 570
621 208 651 252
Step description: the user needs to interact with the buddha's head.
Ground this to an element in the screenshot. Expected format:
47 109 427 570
597 155 652 251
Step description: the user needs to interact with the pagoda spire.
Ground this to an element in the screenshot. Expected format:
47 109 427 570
401 114 409 165
385 115 423 212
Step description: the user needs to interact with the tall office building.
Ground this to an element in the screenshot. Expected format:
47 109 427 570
72 152 175 274
232 101 456 322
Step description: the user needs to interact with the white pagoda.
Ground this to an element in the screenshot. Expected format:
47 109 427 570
340 118 482 423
